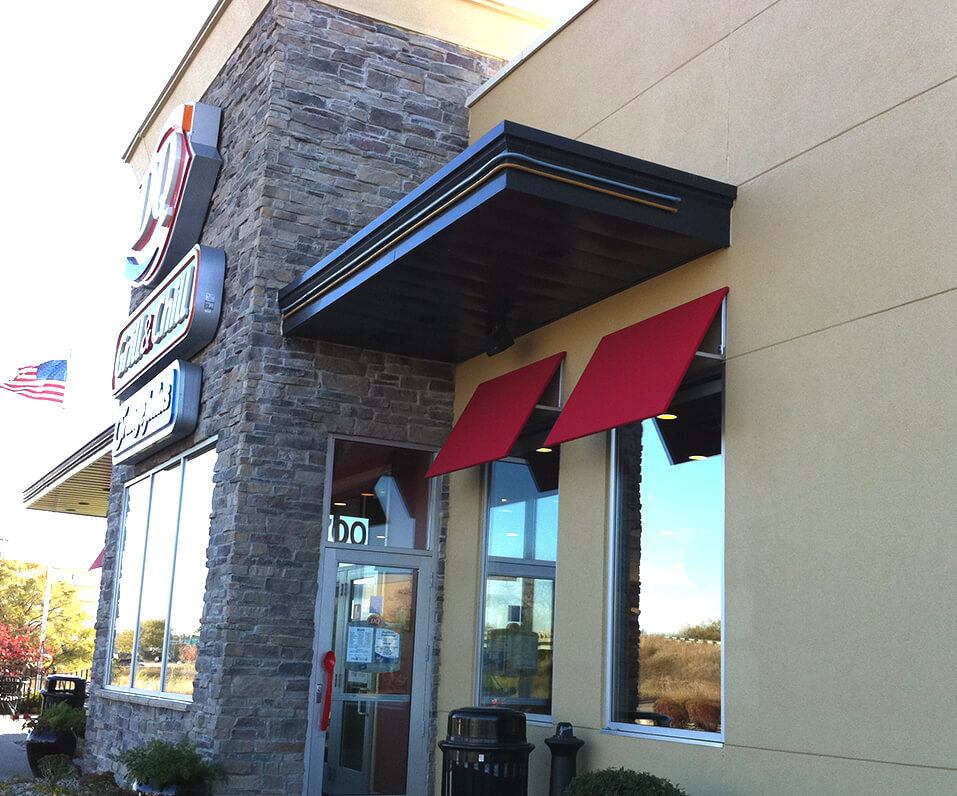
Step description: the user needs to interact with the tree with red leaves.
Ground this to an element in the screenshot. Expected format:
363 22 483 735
0 622 45 674
0 560 94 675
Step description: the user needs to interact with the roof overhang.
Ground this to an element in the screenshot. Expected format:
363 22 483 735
279 121 736 363
23 427 113 517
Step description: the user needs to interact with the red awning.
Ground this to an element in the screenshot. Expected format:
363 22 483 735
426 352 565 478
544 288 728 447
90 547 104 570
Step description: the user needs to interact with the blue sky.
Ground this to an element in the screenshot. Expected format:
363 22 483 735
638 419 723 634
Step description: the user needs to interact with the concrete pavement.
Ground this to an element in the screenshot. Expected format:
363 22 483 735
0 715 32 780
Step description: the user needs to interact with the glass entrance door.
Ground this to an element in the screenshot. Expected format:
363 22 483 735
307 550 432 795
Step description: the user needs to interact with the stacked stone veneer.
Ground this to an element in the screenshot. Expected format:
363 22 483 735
86 2 501 793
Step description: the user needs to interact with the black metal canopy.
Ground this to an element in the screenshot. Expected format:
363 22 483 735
279 121 736 363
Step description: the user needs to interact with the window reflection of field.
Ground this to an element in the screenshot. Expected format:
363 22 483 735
639 635 720 731
109 661 196 694
481 630 552 712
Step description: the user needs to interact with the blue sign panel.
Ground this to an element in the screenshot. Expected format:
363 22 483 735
113 360 202 464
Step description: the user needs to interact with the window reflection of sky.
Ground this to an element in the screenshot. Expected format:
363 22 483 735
113 480 150 635
534 496 558 561
168 448 216 637
488 461 557 562
639 418 723 634
489 503 526 558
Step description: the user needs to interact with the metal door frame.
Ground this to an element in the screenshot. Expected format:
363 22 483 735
303 435 439 796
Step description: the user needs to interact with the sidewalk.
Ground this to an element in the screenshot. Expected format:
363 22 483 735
0 715 32 780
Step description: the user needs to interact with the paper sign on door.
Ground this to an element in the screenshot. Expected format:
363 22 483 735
374 628 400 665
347 625 374 663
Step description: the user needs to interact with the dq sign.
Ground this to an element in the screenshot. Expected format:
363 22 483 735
126 102 222 286
113 245 224 399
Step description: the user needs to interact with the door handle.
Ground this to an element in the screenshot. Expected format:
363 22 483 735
321 651 336 731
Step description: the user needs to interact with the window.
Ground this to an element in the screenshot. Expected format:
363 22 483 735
328 440 434 550
107 442 216 696
479 452 558 717
609 373 723 737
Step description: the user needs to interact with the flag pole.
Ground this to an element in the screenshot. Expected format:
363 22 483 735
37 565 52 692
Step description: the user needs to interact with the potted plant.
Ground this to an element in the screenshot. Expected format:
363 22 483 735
23 702 86 777
564 767 689 796
113 738 225 795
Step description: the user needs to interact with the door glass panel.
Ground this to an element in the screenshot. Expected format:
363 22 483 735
324 563 416 795
329 442 433 550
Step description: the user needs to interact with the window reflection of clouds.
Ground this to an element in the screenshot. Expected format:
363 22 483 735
138 466 179 622
114 480 149 634
169 449 215 636
109 479 151 687
639 419 723 635
485 577 553 635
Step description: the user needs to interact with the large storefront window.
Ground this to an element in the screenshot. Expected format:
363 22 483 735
610 379 723 737
108 442 216 696
479 456 558 717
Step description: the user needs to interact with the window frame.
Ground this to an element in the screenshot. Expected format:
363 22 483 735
322 434 442 557
603 369 726 745
105 437 217 701
476 456 558 726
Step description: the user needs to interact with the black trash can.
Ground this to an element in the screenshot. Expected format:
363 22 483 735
439 707 534 796
40 675 86 710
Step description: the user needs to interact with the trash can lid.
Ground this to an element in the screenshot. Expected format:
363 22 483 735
446 707 528 746
45 675 86 686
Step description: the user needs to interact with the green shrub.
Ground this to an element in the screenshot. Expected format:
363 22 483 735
24 703 86 737
112 738 224 792
677 619 721 642
37 754 79 785
564 767 689 796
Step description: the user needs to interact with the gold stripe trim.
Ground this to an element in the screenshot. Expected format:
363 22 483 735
282 162 678 321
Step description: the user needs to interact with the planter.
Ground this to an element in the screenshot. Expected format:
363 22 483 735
113 738 224 795
132 782 181 795
132 781 209 795
25 729 77 777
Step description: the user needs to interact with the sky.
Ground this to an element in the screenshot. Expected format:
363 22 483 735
0 0 220 569
0 0 586 572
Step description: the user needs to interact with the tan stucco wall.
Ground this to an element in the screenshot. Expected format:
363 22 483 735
125 0 551 174
125 0 271 173
440 1 957 793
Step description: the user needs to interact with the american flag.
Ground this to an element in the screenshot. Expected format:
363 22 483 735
0 359 68 403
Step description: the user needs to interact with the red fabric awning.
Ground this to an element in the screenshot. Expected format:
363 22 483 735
544 288 727 447
89 547 104 570
426 352 565 478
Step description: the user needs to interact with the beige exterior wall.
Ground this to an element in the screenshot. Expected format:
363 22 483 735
125 0 551 174
441 1 957 793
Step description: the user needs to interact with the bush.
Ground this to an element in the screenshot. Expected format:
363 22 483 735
38 753 79 784
18 692 43 714
112 738 224 792
677 619 721 642
24 703 86 737
564 767 689 796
